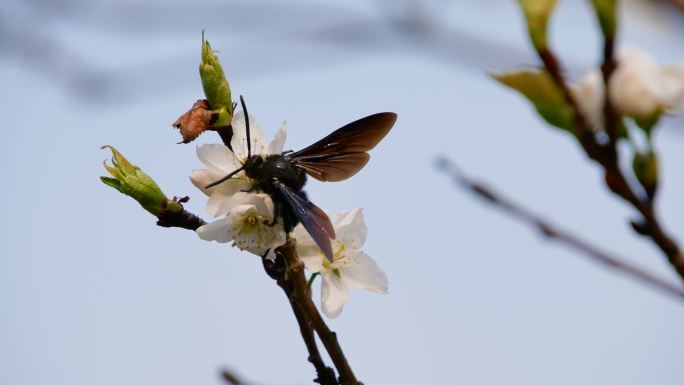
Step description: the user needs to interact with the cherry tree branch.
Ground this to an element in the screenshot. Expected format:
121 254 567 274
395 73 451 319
265 239 360 385
262 253 338 385
156 207 206 230
535 43 684 282
436 157 684 302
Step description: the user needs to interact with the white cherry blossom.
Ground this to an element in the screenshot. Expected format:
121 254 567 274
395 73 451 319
190 110 287 217
610 46 684 119
196 193 286 258
572 45 684 129
294 209 388 318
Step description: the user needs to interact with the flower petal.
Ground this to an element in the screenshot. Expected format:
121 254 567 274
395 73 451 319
298 249 325 273
196 218 232 243
340 251 389 294
189 169 217 197
320 273 350 318
610 45 663 118
230 110 266 160
204 181 249 217
223 199 287 257
331 208 367 250
265 121 288 155
196 144 242 173
659 65 684 109
294 223 327 272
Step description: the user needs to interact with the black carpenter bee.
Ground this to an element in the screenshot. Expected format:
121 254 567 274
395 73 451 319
206 96 396 261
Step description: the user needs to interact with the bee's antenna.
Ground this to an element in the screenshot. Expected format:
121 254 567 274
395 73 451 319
240 95 251 158
205 166 245 189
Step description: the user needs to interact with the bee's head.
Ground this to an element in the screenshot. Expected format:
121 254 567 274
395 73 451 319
243 154 264 178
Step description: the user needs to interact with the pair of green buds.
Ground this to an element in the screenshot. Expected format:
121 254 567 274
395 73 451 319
101 32 233 217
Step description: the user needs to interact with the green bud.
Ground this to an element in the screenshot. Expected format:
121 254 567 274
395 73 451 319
200 31 233 117
632 151 659 200
590 0 618 39
519 0 558 51
494 69 575 134
100 145 182 216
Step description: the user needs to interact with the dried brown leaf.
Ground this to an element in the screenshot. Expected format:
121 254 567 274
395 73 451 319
172 99 217 143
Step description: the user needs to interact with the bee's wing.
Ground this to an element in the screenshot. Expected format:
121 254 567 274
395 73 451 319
288 112 396 182
294 153 370 182
274 180 336 261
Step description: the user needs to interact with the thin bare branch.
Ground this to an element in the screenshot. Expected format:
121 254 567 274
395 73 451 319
436 157 684 303
268 239 361 385
263 254 338 385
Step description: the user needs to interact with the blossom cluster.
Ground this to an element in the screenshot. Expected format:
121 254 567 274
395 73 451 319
191 111 388 318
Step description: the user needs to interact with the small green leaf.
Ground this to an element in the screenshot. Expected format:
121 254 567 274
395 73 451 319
100 176 122 191
200 31 233 116
494 70 575 133
590 0 618 38
519 0 558 50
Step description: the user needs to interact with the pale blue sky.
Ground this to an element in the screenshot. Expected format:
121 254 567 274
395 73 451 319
1 1 683 384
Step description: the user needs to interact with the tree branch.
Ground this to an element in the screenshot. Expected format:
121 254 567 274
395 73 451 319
267 239 361 385
156 205 206 230
436 157 684 303
535 44 684 283
262 255 338 385
599 33 619 141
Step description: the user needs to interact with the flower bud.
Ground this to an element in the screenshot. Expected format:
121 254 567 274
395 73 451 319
609 47 684 127
100 145 182 216
172 33 234 144
200 32 233 114
632 151 659 200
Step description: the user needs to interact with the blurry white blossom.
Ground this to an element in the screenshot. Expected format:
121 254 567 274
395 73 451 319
573 70 605 129
573 45 684 128
294 209 388 318
197 193 286 258
190 110 287 217
610 46 684 119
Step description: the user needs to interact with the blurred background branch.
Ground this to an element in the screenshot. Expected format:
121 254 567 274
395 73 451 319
437 156 684 302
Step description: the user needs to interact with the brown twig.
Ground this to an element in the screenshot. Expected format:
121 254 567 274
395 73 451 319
222 369 249 385
263 254 338 385
156 205 206 230
436 157 684 302
537 48 593 137
268 239 360 385
534 43 684 283
599 34 620 142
